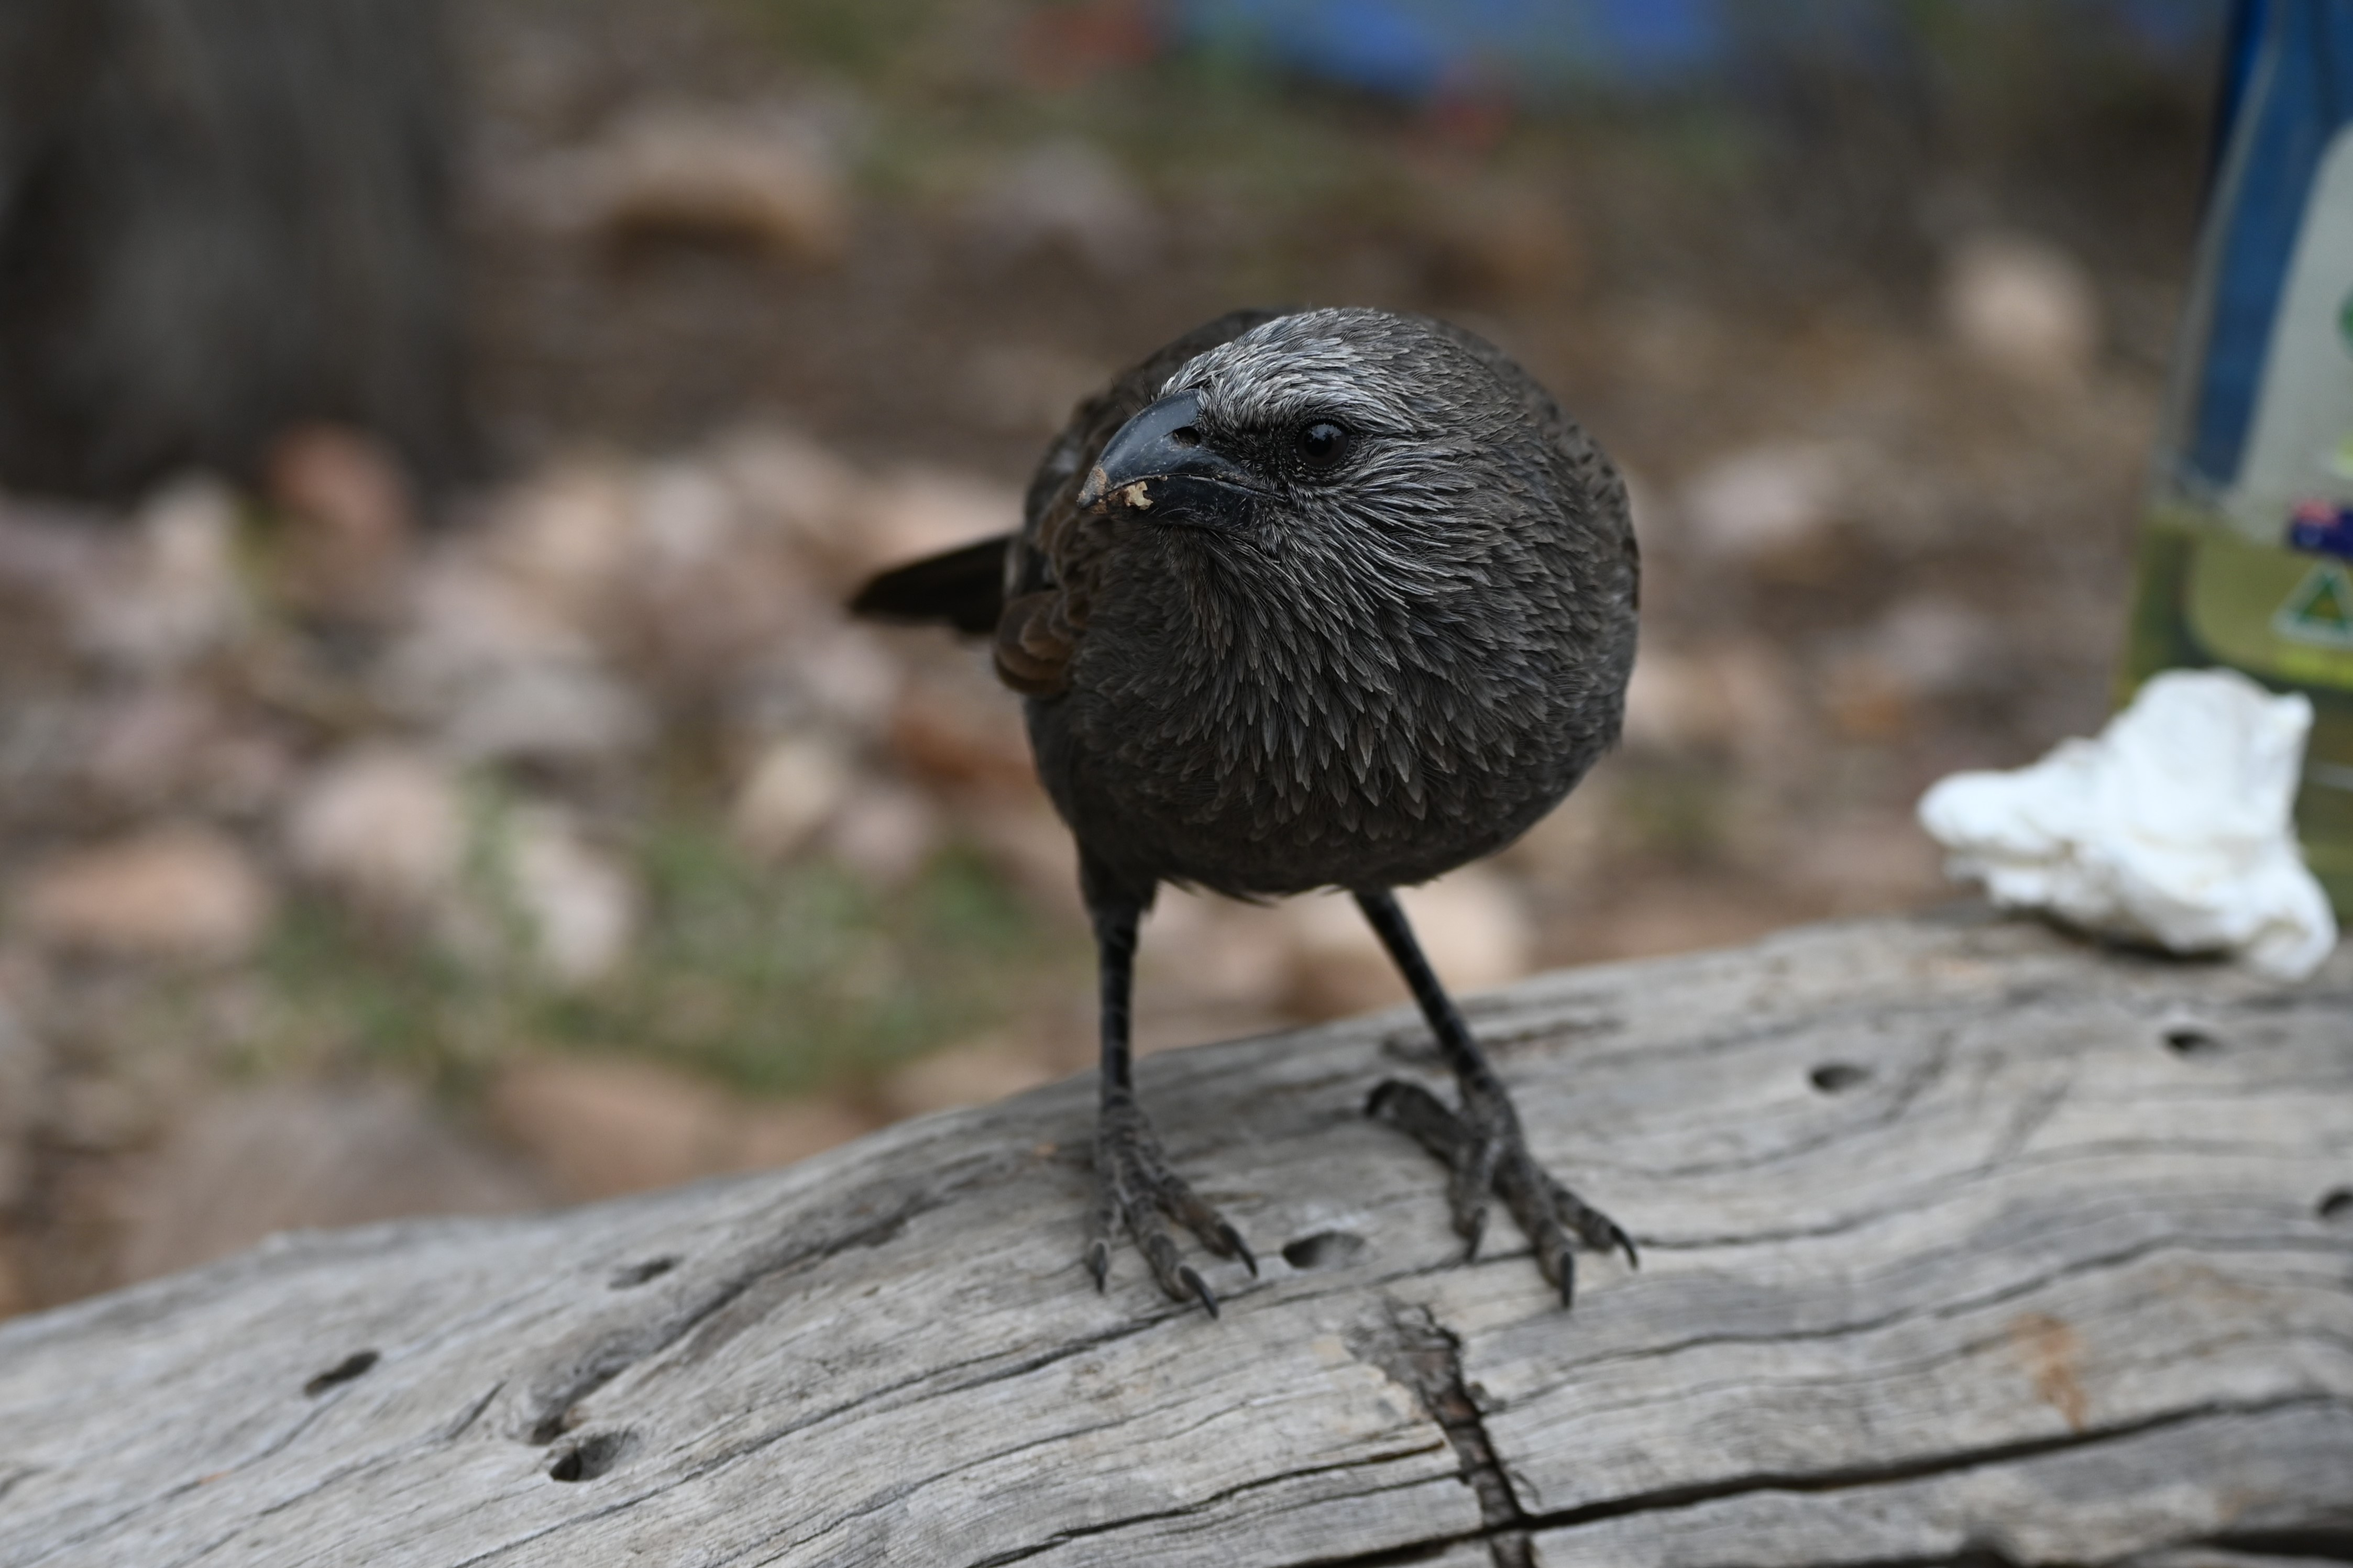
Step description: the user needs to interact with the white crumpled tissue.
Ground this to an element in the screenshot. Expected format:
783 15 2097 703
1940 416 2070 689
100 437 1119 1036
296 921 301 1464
1917 668 2338 980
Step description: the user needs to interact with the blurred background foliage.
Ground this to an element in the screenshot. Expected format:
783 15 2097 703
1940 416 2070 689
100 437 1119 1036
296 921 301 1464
0 0 2228 1311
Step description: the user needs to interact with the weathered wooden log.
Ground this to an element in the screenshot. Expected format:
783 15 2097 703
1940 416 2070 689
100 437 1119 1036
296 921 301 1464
2 911 2349 1567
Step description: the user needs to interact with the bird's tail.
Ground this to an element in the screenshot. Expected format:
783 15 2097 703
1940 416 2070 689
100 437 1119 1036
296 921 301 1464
846 533 1012 636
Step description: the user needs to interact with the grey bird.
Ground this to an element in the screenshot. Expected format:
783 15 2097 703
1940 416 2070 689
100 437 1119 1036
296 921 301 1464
853 306 1640 1314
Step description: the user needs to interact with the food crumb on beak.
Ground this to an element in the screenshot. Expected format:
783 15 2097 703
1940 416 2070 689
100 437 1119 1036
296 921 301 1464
1118 481 1153 510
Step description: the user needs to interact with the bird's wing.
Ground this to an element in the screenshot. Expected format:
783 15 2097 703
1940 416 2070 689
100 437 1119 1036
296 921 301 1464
992 307 1289 695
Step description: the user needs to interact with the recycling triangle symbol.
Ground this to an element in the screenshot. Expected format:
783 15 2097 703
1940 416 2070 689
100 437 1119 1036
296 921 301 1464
2275 559 2353 648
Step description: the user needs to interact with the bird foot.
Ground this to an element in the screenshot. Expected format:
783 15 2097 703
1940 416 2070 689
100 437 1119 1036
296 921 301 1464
1367 1078 1635 1308
1087 1091 1257 1316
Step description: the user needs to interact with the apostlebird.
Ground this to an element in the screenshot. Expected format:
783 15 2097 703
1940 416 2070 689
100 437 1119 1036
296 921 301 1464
853 306 1639 1314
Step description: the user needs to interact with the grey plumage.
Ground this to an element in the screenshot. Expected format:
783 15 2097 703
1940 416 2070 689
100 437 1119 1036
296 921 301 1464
1027 308 1635 905
853 306 1640 1315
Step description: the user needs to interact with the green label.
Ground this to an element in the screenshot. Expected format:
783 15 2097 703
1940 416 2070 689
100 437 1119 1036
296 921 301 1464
2186 529 2353 688
2276 560 2353 647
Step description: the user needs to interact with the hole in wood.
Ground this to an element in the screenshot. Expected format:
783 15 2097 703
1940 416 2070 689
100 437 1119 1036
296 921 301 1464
303 1350 379 1397
609 1256 678 1288
2163 1026 2220 1056
1809 1062 1868 1094
2319 1189 2353 1224
1281 1231 1367 1270
548 1429 632 1483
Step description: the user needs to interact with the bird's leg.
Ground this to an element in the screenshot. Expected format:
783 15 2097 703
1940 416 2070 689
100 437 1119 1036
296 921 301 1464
1355 889 1635 1307
1082 897 1256 1316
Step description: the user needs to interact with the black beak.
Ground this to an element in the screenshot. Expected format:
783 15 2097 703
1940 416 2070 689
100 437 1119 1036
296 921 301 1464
1076 390 1259 528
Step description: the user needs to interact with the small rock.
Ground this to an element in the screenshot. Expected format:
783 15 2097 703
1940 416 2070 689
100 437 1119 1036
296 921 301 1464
1788 814 1945 913
1390 871 1536 994
964 344 1112 435
424 799 634 985
114 1082 546 1283
18 826 274 965
1708 640 1813 780
80 687 221 807
822 783 940 888
0 1240 27 1319
376 561 593 724
1621 647 1728 754
1942 232 2099 384
970 139 1157 274
502 808 639 986
1500 778 1617 884
851 469 1022 580
1430 178 1586 298
709 425 867 558
632 461 742 575
1140 888 1295 1013
0 999 43 1210
734 1096 878 1169
531 105 849 264
284 746 466 921
619 465 810 698
263 423 416 622
877 1034 1063 1120
193 729 300 821
1822 599 2002 741
488 1056 873 1199
438 661 652 767
1864 598 2001 698
1281 868 1534 1020
958 799 1083 920
0 503 107 615
888 673 1034 793
487 1056 732 1199
731 736 854 861
48 1075 151 1153
71 476 249 675
1678 443 1846 561
81 690 295 821
484 459 639 623
789 626 904 735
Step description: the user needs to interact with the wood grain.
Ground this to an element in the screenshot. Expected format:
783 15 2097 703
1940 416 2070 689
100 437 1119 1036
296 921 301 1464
1 911 2348 1567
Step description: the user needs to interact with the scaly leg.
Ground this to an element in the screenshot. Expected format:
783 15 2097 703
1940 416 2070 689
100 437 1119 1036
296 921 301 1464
1356 889 1635 1307
1082 896 1256 1315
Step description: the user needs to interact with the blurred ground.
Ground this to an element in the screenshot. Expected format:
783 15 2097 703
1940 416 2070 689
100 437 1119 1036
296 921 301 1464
0 0 2214 1315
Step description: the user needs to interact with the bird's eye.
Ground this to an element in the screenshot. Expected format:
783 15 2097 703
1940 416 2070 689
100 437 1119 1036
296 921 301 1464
1294 419 1350 471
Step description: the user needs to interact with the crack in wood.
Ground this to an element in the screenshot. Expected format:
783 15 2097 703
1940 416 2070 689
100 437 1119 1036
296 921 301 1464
955 1462 1458 1568
1519 1393 2347 1534
1349 1298 1532 1568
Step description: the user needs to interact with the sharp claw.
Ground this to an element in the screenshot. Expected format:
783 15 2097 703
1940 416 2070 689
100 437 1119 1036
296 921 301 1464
1617 1231 1640 1271
1180 1266 1218 1318
1084 1239 1110 1291
1221 1223 1259 1277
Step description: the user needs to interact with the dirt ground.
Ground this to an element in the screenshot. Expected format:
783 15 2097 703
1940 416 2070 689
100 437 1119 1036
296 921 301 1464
0 0 2218 1315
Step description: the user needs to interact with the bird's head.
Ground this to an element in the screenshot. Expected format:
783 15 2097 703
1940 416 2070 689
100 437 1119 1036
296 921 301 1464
1072 308 1584 610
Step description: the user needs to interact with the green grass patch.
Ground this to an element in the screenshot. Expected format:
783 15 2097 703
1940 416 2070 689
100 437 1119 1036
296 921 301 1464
249 815 1079 1102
